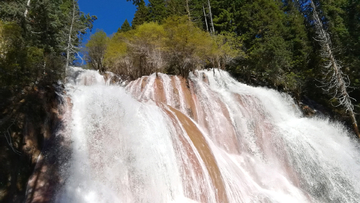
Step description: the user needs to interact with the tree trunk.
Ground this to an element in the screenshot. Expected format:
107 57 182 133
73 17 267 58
185 0 191 21
203 4 209 32
139 55 143 77
310 0 360 138
24 0 31 18
207 0 215 34
65 0 76 80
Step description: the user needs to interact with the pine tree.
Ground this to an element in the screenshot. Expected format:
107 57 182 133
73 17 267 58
346 0 360 90
132 0 149 29
118 19 132 33
281 0 313 92
237 0 292 87
210 0 245 34
0 0 96 87
316 0 349 53
148 0 168 23
165 0 185 16
0 0 26 23
188 0 206 29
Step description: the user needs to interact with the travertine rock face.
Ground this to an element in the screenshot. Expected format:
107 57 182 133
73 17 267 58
26 67 360 203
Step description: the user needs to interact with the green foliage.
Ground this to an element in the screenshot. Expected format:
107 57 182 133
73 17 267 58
96 0 360 127
186 0 205 28
98 16 243 79
104 32 129 73
283 0 312 71
118 19 132 33
85 30 109 72
316 0 360 92
211 32 244 69
148 0 168 23
132 0 149 29
211 0 241 33
0 21 44 89
0 0 26 23
234 0 294 89
105 21 167 78
166 0 186 16
162 16 212 76
129 21 166 76
213 8 234 32
210 0 312 95
126 0 143 6
0 0 96 91
0 21 25 86
312 0 360 125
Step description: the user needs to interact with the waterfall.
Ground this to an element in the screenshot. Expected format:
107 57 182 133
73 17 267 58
56 67 360 203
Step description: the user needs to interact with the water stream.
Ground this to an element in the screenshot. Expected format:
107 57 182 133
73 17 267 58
56 67 360 203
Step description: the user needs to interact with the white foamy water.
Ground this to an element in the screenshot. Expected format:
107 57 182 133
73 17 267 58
56 67 360 203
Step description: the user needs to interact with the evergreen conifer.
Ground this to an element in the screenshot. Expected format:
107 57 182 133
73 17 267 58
118 19 132 32
132 0 149 29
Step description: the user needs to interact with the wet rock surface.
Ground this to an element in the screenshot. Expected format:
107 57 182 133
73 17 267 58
0 83 68 203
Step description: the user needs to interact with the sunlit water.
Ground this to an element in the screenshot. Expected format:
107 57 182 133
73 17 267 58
56 67 360 203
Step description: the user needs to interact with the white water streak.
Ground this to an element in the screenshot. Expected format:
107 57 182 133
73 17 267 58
57 67 360 203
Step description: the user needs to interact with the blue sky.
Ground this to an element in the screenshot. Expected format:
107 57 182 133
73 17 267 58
78 0 137 39
76 0 139 64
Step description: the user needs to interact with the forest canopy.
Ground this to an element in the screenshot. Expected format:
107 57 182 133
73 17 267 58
0 0 359 134
86 0 360 135
0 0 96 92
86 16 242 79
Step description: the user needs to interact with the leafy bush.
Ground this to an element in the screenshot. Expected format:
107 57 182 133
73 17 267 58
87 16 243 79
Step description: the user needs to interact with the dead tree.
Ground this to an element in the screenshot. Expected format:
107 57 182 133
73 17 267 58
65 0 92 77
185 0 191 21
207 0 215 34
203 4 209 32
24 0 31 18
65 0 76 78
310 0 359 137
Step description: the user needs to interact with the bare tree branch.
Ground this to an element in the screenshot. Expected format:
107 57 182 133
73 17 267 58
203 4 209 32
207 0 215 34
65 0 77 80
24 0 31 18
309 0 359 138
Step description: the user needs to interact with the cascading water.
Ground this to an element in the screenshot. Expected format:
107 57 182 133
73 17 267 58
56 67 360 203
